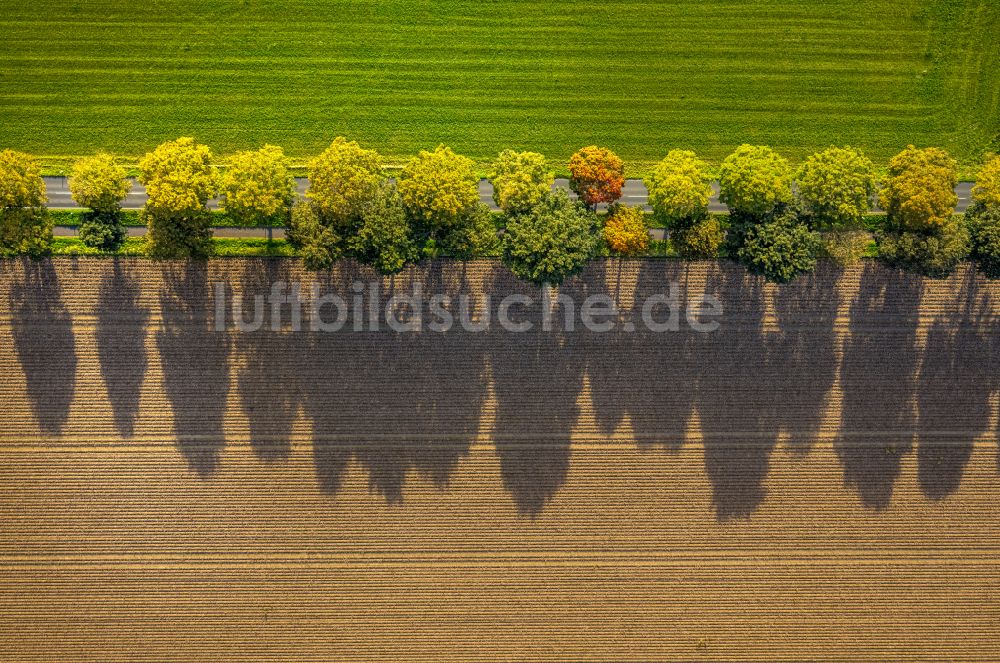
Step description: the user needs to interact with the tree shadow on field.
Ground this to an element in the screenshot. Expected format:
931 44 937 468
837 263 922 510
235 259 303 462
96 260 149 438
560 259 841 522
695 263 775 521
766 261 842 455
915 270 999 499
157 263 231 477
488 267 587 518
586 260 697 450
306 261 488 503
9 258 77 435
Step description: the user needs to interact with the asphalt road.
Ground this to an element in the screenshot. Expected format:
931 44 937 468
42 176 976 215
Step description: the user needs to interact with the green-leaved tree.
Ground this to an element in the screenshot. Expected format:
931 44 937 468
718 144 793 220
348 182 417 274
503 190 599 284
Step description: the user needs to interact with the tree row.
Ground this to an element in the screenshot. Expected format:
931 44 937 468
1 140 999 282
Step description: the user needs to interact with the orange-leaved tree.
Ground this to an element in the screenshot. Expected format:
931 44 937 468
602 204 648 256
569 146 625 209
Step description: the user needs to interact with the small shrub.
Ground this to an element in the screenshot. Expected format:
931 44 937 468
78 210 128 252
736 213 820 283
568 146 625 209
674 217 725 259
603 205 649 256
966 202 1000 278
878 216 969 278
819 230 872 267
289 200 341 271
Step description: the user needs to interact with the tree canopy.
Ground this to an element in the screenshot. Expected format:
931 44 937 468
307 137 383 226
70 153 131 213
138 137 216 214
220 144 296 226
139 137 216 258
972 155 1000 209
879 145 958 232
348 182 416 274
718 144 793 219
603 204 649 256
736 212 820 283
503 190 599 284
0 149 50 257
645 149 713 227
569 145 625 208
490 150 553 214
796 146 876 229
398 145 479 230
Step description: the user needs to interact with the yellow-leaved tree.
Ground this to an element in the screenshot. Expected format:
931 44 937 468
796 146 876 230
70 153 131 213
306 137 383 226
645 149 713 228
219 144 296 238
0 149 51 257
138 137 216 258
398 145 480 229
877 146 967 277
398 145 494 257
70 153 132 251
490 150 553 214
879 145 958 232
972 154 1000 210
718 144 793 220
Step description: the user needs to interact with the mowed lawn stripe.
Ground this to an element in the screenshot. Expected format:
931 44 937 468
0 0 996 171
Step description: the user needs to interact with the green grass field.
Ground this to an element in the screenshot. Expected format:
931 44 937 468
1 0 998 174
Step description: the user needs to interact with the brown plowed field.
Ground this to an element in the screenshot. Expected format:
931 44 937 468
1 258 998 661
